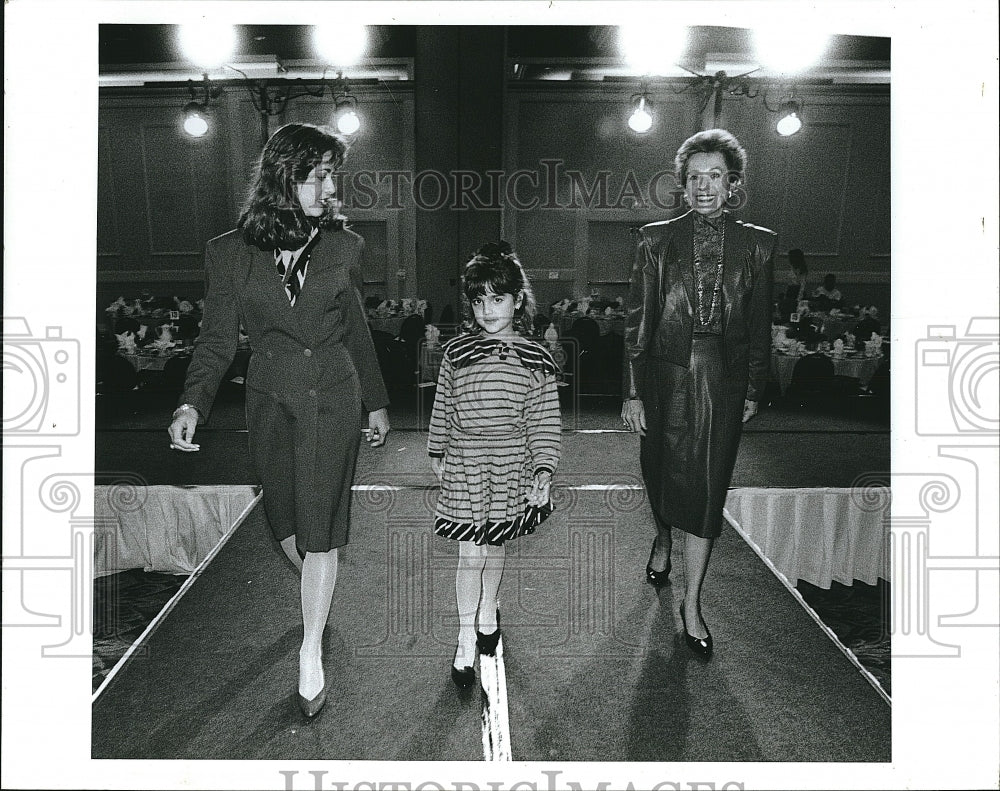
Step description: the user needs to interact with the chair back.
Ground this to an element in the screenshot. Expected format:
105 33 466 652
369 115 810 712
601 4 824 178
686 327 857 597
567 317 601 352
788 353 835 395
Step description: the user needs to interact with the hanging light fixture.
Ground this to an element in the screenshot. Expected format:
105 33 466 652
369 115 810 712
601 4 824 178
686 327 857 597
181 74 222 138
628 91 653 133
182 102 209 137
334 93 361 136
776 99 803 136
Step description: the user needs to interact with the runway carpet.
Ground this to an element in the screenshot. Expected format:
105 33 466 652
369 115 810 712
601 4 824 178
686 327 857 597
92 435 890 762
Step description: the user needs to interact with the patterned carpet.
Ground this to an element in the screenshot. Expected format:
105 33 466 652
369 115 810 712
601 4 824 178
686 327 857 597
93 569 186 692
92 569 891 696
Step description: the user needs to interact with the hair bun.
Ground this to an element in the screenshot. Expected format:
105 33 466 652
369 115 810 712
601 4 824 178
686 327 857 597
476 240 513 259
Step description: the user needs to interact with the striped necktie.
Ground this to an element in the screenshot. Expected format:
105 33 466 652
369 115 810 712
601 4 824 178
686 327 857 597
274 232 320 306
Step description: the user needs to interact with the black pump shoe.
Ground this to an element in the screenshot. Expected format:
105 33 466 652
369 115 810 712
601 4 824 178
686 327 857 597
476 610 502 657
679 606 713 658
645 541 671 586
297 684 328 718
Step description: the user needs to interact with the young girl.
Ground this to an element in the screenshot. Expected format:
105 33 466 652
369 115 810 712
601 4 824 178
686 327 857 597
427 242 561 688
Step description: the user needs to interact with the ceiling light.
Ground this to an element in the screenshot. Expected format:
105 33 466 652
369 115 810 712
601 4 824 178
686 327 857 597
182 102 209 137
753 28 830 74
776 100 803 136
618 25 686 76
313 24 368 68
177 24 237 69
628 94 653 133
334 94 361 136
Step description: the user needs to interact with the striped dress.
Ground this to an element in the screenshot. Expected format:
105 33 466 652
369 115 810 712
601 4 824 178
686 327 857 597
428 333 561 545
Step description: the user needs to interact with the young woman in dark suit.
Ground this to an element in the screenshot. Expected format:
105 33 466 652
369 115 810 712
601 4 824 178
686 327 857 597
167 123 390 716
621 128 775 657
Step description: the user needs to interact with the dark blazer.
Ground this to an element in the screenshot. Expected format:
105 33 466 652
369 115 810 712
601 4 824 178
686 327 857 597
180 226 389 422
623 210 776 402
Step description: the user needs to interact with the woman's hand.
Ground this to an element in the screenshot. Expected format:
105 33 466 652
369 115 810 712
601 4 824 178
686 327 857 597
168 407 200 452
621 398 646 436
366 408 390 447
742 399 759 423
527 470 552 506
431 456 445 481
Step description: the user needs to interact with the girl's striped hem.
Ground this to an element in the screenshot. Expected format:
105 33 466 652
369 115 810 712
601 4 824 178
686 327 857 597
433 502 554 546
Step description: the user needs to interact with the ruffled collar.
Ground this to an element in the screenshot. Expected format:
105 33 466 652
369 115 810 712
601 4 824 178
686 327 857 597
444 333 559 376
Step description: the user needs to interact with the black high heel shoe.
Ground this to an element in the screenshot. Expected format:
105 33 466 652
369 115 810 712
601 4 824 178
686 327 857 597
297 685 328 718
476 609 502 657
297 657 327 718
679 605 713 658
645 541 671 586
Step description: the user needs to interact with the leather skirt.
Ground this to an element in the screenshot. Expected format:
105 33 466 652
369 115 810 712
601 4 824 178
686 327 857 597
639 334 746 538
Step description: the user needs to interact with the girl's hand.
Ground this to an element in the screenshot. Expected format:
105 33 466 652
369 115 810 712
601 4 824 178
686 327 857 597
742 399 759 423
366 408 390 447
431 456 445 481
527 471 552 506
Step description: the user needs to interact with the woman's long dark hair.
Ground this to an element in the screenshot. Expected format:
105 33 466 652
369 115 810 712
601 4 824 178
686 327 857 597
461 241 537 335
238 123 348 251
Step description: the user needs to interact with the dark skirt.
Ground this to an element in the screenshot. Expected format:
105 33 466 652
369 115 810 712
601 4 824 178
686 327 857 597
640 334 746 538
246 371 363 554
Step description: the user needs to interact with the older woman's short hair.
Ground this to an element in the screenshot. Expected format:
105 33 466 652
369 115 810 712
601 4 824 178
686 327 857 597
674 128 748 189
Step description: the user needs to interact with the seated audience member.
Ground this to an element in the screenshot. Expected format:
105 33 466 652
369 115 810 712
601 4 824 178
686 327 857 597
812 273 843 307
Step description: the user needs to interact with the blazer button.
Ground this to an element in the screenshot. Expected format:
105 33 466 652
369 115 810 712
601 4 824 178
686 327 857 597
308 389 317 397
303 348 312 357
266 351 273 358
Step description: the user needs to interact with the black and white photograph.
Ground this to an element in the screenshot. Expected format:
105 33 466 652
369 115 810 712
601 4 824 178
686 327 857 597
2 2 998 790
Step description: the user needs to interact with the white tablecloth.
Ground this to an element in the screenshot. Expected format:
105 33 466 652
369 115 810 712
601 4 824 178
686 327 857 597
94 485 259 577
770 351 883 395
724 487 890 588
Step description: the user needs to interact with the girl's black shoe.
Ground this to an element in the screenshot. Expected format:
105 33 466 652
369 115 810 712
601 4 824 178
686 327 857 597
476 609 502 657
451 664 475 689
679 606 713 658
645 541 671 586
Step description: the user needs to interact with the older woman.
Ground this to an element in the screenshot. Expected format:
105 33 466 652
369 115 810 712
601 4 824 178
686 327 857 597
622 128 775 657
168 123 390 716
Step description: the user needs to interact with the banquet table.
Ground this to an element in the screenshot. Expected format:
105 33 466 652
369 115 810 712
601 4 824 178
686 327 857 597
816 313 859 340
119 348 192 372
368 315 409 336
770 349 883 395
93 485 259 577
725 487 890 588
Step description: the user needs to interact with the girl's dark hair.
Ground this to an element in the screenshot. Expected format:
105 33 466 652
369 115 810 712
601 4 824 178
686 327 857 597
238 123 349 251
674 128 748 190
461 241 537 335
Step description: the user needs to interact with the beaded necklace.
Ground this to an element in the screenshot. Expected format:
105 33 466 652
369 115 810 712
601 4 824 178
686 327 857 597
695 217 725 327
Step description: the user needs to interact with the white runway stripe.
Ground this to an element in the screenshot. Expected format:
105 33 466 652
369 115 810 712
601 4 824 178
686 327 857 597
479 639 512 761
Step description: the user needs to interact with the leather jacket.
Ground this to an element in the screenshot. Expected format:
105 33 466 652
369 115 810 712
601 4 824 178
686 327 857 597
623 210 776 402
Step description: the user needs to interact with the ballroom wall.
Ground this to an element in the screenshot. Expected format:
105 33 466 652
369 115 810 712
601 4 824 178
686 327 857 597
97 28 890 319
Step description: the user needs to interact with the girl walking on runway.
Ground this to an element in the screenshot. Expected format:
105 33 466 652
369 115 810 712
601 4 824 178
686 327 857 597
427 242 561 688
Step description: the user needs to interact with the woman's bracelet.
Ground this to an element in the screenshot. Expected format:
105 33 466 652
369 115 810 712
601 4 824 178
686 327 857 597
172 403 199 420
